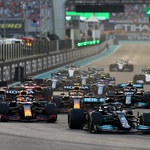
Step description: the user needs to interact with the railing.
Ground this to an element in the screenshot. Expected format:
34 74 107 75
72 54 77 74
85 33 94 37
0 38 102 62
0 39 72 61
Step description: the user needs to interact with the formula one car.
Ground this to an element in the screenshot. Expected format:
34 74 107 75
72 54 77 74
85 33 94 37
52 83 105 113
0 95 57 122
106 81 150 108
52 84 89 113
6 79 53 101
68 102 150 134
133 67 150 84
51 64 80 79
89 75 115 96
109 59 133 72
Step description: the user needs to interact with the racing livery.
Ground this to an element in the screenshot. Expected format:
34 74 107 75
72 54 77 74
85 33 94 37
106 81 150 108
133 68 150 84
109 59 133 72
0 95 57 122
68 102 150 134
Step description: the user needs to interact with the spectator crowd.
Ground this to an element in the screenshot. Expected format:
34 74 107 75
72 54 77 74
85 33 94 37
0 0 149 23
0 0 52 19
66 0 150 23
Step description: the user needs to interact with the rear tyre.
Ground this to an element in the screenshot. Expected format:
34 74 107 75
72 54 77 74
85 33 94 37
140 113 150 134
109 64 114 71
52 96 62 113
0 102 9 122
43 87 53 100
143 92 150 104
128 64 134 72
133 75 145 84
68 109 84 129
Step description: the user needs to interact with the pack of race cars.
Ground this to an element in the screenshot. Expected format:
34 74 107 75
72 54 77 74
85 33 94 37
0 63 150 134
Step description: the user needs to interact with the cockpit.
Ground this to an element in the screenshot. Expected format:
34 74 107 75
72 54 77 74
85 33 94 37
69 90 84 97
15 95 34 102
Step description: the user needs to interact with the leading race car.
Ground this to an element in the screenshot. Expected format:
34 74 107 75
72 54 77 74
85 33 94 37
0 95 57 122
133 67 150 84
109 59 134 72
68 102 150 134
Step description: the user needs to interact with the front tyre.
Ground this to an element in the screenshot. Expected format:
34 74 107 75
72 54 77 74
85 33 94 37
88 112 103 133
68 108 84 129
45 103 57 123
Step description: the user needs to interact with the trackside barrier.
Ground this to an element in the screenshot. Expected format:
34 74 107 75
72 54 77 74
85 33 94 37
0 39 115 83
0 40 72 61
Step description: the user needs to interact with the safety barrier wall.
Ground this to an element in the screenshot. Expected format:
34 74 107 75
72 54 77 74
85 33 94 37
0 39 114 83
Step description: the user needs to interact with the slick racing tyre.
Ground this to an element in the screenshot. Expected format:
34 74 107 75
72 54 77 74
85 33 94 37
0 102 9 122
88 112 103 133
143 92 150 104
39 100 48 107
128 64 134 72
109 64 115 71
45 103 57 122
133 75 145 84
52 96 62 113
68 108 84 129
140 113 150 134
141 113 150 126
43 87 53 100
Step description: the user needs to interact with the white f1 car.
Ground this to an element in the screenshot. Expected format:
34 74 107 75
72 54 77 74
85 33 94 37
133 68 150 84
109 59 133 72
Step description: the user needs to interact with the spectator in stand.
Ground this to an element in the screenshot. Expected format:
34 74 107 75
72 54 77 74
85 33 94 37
0 0 52 19
0 0 149 23
66 1 150 23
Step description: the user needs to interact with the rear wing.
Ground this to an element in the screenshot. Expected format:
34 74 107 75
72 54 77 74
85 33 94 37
65 65 80 69
97 77 115 84
6 89 35 95
142 68 150 73
22 76 34 82
34 79 44 85
119 83 143 88
95 68 104 71
0 91 5 95
63 85 90 90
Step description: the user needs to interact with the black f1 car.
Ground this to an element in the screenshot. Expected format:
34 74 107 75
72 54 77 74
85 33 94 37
0 95 57 122
52 83 105 113
68 102 150 134
106 82 150 108
133 68 150 84
109 59 133 72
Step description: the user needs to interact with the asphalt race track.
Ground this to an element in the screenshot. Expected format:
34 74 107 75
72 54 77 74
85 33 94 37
1 41 150 150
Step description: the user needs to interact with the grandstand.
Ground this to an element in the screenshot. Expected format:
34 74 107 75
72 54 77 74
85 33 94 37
66 1 150 23
0 0 149 22
0 0 149 38
0 0 52 37
0 0 52 19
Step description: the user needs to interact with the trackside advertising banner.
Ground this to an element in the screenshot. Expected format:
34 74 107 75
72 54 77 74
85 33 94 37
103 23 150 40
104 23 150 34
0 20 25 35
